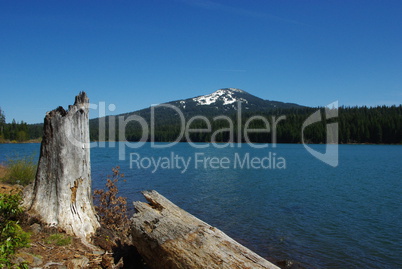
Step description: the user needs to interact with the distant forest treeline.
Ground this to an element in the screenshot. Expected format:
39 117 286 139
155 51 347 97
0 119 43 143
89 105 402 144
0 107 42 143
0 105 401 144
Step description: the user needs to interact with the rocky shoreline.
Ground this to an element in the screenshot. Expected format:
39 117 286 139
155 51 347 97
1 181 308 269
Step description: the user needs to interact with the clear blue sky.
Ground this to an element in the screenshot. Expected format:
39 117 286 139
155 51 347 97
1 0 401 124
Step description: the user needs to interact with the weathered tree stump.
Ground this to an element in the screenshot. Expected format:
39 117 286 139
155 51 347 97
131 190 279 269
24 92 99 241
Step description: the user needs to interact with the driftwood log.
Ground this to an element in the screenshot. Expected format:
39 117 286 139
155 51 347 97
131 190 279 269
24 92 99 241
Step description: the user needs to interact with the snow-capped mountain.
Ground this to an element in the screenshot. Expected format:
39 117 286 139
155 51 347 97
168 88 303 112
90 88 305 139
192 88 249 106
111 88 304 124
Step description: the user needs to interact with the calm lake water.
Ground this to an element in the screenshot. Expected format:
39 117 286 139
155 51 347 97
1 142 401 268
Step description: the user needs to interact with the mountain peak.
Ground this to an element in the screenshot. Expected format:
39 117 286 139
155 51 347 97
166 88 304 113
221 88 246 93
192 88 249 106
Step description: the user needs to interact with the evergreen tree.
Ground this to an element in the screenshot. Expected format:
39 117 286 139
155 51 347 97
0 107 5 139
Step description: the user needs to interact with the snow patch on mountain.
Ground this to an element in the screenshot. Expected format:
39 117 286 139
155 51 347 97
192 88 248 106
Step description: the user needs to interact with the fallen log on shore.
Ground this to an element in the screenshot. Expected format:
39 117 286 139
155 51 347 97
131 190 279 269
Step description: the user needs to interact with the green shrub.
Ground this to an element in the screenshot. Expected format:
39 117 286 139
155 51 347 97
1 155 37 186
0 193 30 268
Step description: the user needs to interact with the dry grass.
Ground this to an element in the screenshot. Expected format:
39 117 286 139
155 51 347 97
1 156 37 186
0 165 24 195
0 165 8 179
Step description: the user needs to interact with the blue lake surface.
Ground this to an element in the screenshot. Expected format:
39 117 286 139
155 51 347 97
1 142 401 268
